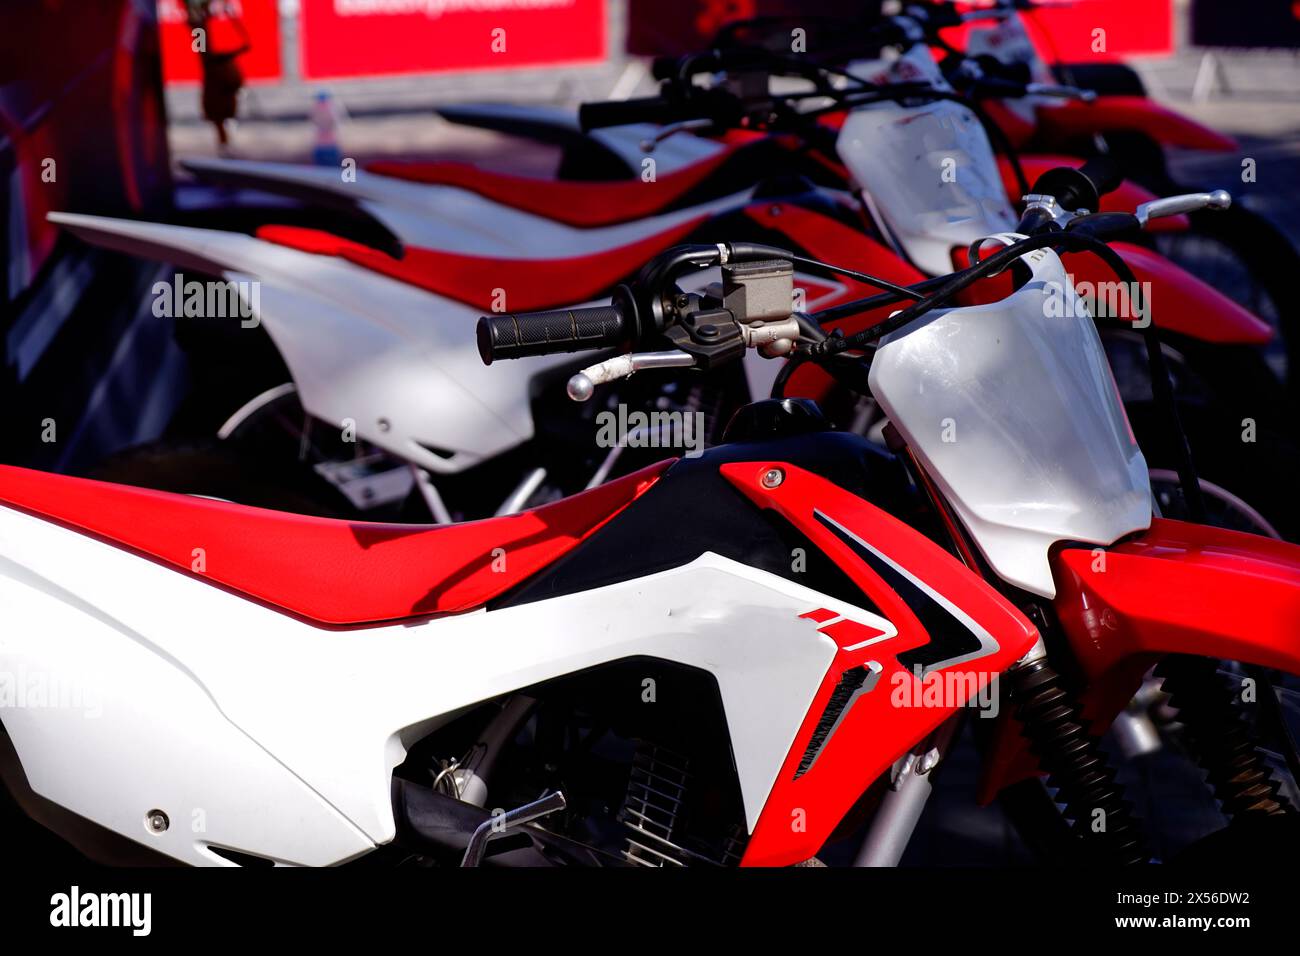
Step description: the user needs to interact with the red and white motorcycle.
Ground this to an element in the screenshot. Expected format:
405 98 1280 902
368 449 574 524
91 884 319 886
49 41 1290 533
3 209 1298 866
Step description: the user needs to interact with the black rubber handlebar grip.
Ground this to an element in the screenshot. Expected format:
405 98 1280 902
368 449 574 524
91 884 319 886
477 305 628 364
1076 155 1124 201
651 56 679 81
578 96 680 131
1028 154 1124 214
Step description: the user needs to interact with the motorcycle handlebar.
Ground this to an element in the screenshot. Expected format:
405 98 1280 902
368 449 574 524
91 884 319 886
1075 155 1124 202
969 55 1034 88
1026 154 1124 212
477 301 632 364
579 96 703 131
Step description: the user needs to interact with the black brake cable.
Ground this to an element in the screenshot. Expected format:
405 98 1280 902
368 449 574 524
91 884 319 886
785 253 925 301
676 44 880 95
679 43 1033 201
799 230 1207 522
809 231 1076 348
723 241 925 301
947 92 1031 199
770 352 807 399
811 273 958 327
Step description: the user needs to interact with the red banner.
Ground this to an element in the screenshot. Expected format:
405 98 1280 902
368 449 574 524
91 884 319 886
1016 0 1172 59
299 0 607 80
956 0 1173 61
159 0 283 84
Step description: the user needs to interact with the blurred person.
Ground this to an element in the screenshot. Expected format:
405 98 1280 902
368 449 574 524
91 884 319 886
186 0 251 153
310 91 345 167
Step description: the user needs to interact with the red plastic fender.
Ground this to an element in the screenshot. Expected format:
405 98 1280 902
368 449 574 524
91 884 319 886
256 217 707 312
1037 96 1238 153
1063 241 1273 345
978 518 1300 803
998 154 1190 232
1057 518 1300 677
721 462 1038 866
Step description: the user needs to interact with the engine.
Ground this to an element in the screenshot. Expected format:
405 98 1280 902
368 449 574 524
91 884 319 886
389 659 749 866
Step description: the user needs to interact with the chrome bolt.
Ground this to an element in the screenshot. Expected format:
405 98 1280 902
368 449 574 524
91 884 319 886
146 809 169 834
760 468 785 489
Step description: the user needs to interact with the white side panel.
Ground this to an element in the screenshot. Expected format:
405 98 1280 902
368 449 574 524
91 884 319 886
0 555 375 866
869 248 1151 596
0 504 849 864
244 276 570 472
182 158 750 258
47 213 579 473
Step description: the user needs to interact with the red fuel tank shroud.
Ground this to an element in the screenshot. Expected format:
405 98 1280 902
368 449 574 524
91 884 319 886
1036 97 1238 153
966 94 1235 168
1070 242 1272 345
978 518 1300 803
720 462 1038 866
256 218 707 312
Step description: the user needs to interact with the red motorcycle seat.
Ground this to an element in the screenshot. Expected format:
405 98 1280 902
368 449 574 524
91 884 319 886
365 150 736 228
256 218 705 312
0 461 668 626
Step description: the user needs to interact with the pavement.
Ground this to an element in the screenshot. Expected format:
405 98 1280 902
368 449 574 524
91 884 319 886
1131 38 1300 245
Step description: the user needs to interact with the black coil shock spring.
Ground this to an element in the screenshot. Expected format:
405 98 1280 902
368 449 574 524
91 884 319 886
1154 655 1293 818
1010 658 1148 864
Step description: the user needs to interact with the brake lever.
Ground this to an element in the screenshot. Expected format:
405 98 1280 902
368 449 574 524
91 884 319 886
638 118 716 154
1135 190 1232 227
1025 82 1097 102
959 6 1015 22
567 350 697 402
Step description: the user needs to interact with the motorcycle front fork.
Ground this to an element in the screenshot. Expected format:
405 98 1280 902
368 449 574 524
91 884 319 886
1006 640 1149 864
849 654 1297 867
1003 640 1295 865
882 430 1293 864
852 643 1153 867
854 713 965 866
